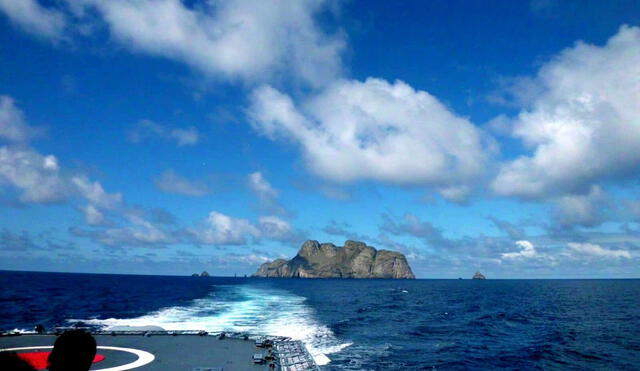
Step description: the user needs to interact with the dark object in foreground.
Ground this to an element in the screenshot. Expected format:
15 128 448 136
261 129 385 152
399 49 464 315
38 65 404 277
48 330 96 371
0 351 36 371
34 325 45 335
473 272 486 280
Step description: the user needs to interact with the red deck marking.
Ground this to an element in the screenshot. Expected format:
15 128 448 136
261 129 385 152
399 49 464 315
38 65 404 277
17 351 105 370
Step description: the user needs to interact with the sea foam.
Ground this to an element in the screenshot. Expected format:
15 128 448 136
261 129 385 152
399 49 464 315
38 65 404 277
72 285 351 366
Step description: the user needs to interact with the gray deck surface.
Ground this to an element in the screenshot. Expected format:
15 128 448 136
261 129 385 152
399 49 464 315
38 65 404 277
1 334 269 370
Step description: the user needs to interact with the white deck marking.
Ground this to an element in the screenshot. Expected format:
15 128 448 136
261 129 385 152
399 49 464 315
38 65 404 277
1 345 155 370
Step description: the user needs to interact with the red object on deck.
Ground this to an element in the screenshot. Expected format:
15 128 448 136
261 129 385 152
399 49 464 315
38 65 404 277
17 351 105 370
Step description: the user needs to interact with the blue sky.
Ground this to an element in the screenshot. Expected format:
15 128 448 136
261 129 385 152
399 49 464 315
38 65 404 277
1 0 639 278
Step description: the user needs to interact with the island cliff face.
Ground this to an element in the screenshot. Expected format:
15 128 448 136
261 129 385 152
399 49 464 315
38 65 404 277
254 240 415 279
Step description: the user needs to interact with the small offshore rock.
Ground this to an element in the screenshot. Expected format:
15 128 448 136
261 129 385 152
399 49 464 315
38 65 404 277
472 271 486 280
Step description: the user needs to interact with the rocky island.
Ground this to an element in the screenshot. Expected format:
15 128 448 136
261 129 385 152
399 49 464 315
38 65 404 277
254 240 415 279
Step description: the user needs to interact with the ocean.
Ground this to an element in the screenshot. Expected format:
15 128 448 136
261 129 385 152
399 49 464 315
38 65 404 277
1 271 639 370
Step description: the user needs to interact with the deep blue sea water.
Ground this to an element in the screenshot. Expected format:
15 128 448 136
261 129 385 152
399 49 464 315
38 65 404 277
1 271 639 370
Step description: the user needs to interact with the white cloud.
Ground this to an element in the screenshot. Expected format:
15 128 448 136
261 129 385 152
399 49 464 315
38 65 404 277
249 78 493 199
553 185 609 228
73 213 174 247
381 213 453 249
0 98 61 203
72 0 343 87
501 240 537 260
127 120 200 147
0 95 185 247
169 127 199 146
0 146 67 203
189 211 302 246
0 0 66 39
0 97 125 207
438 185 472 204
218 253 272 266
488 217 526 240
247 171 287 215
567 242 631 259
155 169 209 197
120 213 174 245
71 175 122 209
248 171 277 200
258 215 292 240
492 26 640 199
192 211 260 245
81 204 106 226
0 96 43 143
0 229 40 251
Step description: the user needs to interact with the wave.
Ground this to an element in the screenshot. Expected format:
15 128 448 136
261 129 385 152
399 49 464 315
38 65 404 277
70 285 351 366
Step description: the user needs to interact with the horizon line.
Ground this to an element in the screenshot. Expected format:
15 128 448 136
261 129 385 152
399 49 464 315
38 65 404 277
1 269 638 280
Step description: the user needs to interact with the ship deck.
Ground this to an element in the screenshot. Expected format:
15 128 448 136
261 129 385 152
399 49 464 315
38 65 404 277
0 331 318 371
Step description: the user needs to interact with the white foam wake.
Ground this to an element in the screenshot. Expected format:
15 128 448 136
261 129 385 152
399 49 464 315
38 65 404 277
71 285 351 366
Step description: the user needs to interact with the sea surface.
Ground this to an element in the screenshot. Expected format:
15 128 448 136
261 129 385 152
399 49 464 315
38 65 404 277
1 271 639 370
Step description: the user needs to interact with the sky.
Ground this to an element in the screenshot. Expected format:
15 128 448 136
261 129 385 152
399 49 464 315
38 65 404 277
1 0 639 278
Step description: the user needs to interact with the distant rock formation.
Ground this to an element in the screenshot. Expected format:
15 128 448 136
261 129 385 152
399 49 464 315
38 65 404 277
191 273 199 277
472 271 486 280
253 240 415 279
200 271 210 277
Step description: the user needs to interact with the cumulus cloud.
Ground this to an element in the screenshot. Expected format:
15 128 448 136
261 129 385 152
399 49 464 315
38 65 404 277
72 205 178 247
0 96 67 203
71 213 175 247
155 169 209 197
75 209 305 248
322 220 372 242
90 0 343 87
216 252 272 266
127 120 200 147
249 78 493 200
71 175 122 209
501 240 537 260
247 171 288 215
567 242 631 259
0 0 66 39
188 211 303 246
81 204 107 226
552 185 610 228
0 96 44 143
9 0 342 87
492 26 640 199
0 229 40 251
248 172 277 200
258 215 299 241
0 100 194 249
0 96 301 250
0 97 64 203
192 211 260 245
0 97 127 209
488 217 526 240
170 127 200 146
119 213 175 245
380 213 454 249
0 146 67 203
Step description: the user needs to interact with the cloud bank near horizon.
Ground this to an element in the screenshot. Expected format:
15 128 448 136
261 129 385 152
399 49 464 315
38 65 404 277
1 1 639 276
